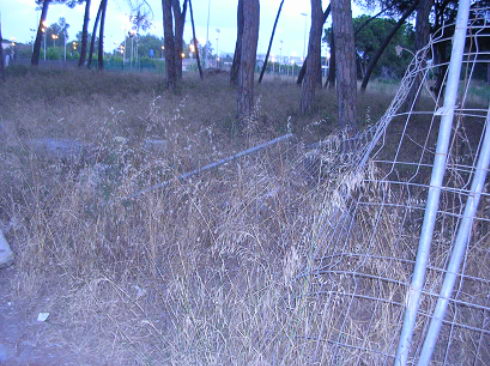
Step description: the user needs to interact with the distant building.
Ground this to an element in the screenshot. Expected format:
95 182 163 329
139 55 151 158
256 53 304 66
1 39 15 67
1 39 12 50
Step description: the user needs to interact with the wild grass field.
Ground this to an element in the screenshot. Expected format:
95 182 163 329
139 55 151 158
0 68 488 365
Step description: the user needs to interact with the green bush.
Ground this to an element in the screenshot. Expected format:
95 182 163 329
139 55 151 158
5 64 30 77
46 47 62 60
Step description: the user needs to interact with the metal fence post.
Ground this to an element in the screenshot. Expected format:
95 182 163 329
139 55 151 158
417 105 490 365
393 1 471 364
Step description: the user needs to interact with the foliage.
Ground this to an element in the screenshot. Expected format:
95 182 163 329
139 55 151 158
200 40 214 58
117 34 193 59
35 0 84 9
46 46 63 60
355 15 414 78
133 34 164 59
355 0 418 17
129 2 153 33
324 14 415 79
45 18 70 45
355 0 489 31
11 43 32 59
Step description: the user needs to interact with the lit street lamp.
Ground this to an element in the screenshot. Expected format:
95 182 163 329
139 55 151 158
51 33 59 48
10 38 16 60
119 44 125 58
42 21 48 61
72 41 78 57
128 29 136 67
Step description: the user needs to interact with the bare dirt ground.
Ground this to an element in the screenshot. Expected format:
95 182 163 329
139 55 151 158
0 266 104 366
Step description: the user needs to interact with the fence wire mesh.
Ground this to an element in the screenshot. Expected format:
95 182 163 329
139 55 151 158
116 5 489 364
294 6 490 365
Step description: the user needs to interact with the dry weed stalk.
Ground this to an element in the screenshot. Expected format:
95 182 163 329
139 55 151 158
0 70 488 365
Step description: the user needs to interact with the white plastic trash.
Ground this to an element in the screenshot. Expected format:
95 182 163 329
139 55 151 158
0 229 14 268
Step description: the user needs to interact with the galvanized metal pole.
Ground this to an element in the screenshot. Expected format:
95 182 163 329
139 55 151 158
129 133 293 199
417 105 490 366
394 1 471 365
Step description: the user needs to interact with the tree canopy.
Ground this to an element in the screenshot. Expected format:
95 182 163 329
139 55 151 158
324 15 414 80
353 15 414 78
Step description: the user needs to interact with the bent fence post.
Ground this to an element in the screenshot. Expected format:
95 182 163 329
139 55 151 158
417 105 490 365
394 1 471 365
129 133 293 199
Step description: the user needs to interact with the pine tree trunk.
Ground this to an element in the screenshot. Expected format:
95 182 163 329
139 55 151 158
300 0 323 114
189 0 203 79
433 39 448 95
297 56 307 85
163 0 177 90
332 0 357 131
297 4 331 86
97 0 108 71
31 0 50 66
230 0 244 85
87 0 103 69
415 0 432 53
258 0 285 83
172 0 188 80
325 33 335 88
237 0 259 121
360 2 417 91
406 0 433 107
78 0 91 67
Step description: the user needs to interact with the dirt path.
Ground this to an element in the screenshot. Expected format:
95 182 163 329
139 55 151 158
0 267 102 366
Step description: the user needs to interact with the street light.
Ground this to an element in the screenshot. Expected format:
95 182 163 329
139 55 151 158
216 28 220 68
290 56 296 77
63 34 67 62
128 29 136 67
51 34 59 48
205 0 212 67
301 12 308 60
30 28 36 52
41 22 47 61
9 38 16 60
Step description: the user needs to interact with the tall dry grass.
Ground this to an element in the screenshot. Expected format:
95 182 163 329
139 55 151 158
0 69 487 365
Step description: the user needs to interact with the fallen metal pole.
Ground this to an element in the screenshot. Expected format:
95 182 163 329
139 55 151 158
129 133 294 199
417 105 490 366
394 1 471 364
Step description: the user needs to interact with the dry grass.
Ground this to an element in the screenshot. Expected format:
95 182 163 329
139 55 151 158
0 69 487 365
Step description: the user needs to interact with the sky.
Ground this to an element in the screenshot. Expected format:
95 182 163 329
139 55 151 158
1 0 368 59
